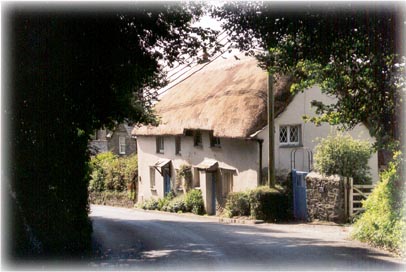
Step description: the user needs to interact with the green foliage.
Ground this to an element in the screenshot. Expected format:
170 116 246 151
88 152 138 195
352 152 406 256
139 189 204 215
212 2 404 149
185 189 205 215
176 164 193 191
248 186 289 222
166 196 188 213
225 192 250 218
139 199 159 210
313 133 373 183
224 186 290 222
6 2 220 257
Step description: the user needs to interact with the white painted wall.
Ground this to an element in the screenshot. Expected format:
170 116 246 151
257 85 379 183
136 131 260 203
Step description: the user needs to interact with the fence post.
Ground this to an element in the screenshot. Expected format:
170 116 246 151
349 177 353 218
344 177 348 220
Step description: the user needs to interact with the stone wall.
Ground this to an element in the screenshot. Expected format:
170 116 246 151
306 172 346 223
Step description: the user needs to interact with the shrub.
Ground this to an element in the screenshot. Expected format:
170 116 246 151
185 189 205 215
88 152 138 202
224 192 250 218
351 152 406 256
314 133 373 183
223 186 290 222
249 186 289 222
139 198 159 210
166 196 188 213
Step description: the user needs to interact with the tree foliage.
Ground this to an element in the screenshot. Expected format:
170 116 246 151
212 2 405 149
4 2 218 258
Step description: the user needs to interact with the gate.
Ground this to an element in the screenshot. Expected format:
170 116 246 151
292 169 308 221
344 177 375 219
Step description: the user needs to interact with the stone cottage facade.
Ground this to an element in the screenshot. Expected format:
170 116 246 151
90 123 137 156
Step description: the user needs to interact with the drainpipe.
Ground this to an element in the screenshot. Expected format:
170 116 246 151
257 139 263 186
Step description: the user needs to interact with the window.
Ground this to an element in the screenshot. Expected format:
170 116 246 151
175 136 181 155
279 125 301 146
222 171 233 197
119 136 126 154
150 167 156 188
210 132 221 148
156 136 164 153
194 130 202 147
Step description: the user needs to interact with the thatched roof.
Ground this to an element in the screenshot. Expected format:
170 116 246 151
133 54 293 139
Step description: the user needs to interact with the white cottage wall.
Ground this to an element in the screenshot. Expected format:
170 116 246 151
136 131 260 202
258 85 379 183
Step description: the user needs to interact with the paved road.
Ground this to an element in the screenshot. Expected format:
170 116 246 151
89 205 405 271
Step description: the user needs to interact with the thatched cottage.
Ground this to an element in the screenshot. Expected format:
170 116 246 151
132 54 378 215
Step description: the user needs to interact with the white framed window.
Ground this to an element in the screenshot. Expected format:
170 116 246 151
222 171 233 198
279 125 301 146
150 167 156 188
119 136 126 154
156 136 164 153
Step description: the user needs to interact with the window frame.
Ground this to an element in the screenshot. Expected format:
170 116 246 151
119 136 126 154
156 136 165 153
210 132 221 148
279 125 302 147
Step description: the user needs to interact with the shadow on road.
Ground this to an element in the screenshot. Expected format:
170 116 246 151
87 215 405 271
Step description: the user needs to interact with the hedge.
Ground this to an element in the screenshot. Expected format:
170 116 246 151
224 186 291 222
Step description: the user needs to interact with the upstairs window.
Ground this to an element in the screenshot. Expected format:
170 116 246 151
175 136 181 155
156 136 164 153
194 130 202 147
210 132 221 148
119 136 126 154
279 125 301 146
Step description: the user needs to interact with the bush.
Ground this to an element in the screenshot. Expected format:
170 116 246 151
224 186 290 222
225 192 250 218
249 186 289 222
351 152 406 256
185 189 205 215
139 198 159 210
88 152 138 203
166 196 188 213
314 133 373 183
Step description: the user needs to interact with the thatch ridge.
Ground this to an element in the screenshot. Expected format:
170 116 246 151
133 54 293 138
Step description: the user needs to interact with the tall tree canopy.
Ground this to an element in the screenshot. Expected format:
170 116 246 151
212 2 405 154
4 2 218 258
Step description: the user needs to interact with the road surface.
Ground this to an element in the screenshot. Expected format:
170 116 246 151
89 205 405 270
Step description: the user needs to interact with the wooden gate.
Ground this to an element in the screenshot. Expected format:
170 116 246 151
344 178 375 219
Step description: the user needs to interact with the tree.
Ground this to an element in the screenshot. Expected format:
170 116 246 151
3 2 219 258
212 2 405 157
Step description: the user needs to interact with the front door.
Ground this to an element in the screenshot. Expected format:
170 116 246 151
163 168 171 196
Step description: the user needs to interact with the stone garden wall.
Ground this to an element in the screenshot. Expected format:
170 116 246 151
306 172 346 223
